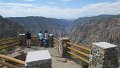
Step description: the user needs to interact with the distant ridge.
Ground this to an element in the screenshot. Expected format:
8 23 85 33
0 15 26 38
9 16 72 37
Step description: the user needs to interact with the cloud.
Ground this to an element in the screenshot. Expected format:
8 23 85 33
23 0 35 2
60 0 72 2
47 2 56 5
0 0 120 19
0 2 34 7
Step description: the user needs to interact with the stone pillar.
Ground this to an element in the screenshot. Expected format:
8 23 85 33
89 42 119 68
19 34 26 46
59 37 70 58
49 34 53 47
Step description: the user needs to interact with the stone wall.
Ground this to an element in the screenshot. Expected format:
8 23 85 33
89 42 119 68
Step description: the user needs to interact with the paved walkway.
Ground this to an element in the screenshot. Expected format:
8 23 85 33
20 46 82 68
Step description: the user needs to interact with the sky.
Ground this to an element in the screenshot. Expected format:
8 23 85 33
0 0 120 19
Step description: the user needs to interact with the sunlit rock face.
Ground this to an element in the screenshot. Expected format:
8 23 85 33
70 15 120 47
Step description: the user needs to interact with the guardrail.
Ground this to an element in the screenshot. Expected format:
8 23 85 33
0 35 117 68
0 54 25 64
0 61 18 68
67 42 90 64
53 38 90 64
0 37 25 68
0 37 20 50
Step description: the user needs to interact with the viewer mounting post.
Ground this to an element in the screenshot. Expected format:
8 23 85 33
19 34 26 46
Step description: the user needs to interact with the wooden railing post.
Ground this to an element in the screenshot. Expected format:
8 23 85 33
59 37 70 58
49 34 54 47
19 34 26 46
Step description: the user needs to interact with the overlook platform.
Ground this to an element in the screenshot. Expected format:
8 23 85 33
18 46 82 68
0 36 119 68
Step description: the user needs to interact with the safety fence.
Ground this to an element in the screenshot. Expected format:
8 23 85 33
0 37 25 68
53 38 91 64
67 42 90 64
0 37 20 50
0 36 118 68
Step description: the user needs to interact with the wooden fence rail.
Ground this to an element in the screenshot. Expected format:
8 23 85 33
0 61 18 68
0 42 21 50
66 42 90 64
0 54 25 64
67 47 89 57
0 37 25 68
0 37 19 42
67 42 91 51
53 38 91 64
67 52 90 64
0 38 21 50
0 39 20 46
